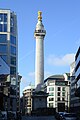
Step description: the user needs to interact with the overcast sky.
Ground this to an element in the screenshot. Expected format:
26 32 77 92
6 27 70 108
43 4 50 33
0 0 80 96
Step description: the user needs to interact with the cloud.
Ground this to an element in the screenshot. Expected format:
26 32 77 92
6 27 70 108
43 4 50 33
47 53 75 66
28 72 35 78
28 72 35 77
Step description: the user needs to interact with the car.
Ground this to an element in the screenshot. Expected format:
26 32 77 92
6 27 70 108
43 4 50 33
60 113 79 120
55 112 66 120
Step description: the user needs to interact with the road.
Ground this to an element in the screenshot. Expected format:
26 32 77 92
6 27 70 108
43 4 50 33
22 116 56 120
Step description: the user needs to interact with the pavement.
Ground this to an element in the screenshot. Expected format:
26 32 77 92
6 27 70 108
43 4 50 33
22 115 56 120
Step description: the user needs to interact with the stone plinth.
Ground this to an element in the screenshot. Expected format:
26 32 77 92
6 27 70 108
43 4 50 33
31 91 48 111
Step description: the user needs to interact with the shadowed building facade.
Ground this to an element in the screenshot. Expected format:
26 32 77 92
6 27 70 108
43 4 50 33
0 9 21 115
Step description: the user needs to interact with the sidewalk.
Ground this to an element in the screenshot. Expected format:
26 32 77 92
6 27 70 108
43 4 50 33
22 115 56 120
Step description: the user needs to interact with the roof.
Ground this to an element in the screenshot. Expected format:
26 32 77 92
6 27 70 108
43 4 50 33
32 91 48 97
44 74 64 82
23 85 35 92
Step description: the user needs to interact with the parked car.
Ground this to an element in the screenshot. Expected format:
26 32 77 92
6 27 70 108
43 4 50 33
60 113 79 120
55 112 66 120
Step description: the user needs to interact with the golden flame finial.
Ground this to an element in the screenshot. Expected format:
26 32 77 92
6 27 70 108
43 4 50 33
38 11 42 21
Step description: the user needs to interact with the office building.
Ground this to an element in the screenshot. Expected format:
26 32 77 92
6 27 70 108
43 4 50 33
44 73 70 112
23 85 35 115
0 57 10 111
70 61 80 113
0 9 19 113
75 47 80 96
75 47 80 111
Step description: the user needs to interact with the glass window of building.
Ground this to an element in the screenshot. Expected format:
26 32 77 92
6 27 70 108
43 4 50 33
49 87 54 91
49 98 54 101
4 14 7 22
49 103 53 108
10 56 16 65
10 35 16 45
0 24 3 32
10 16 14 26
0 14 7 32
0 14 3 22
77 79 80 89
62 87 65 91
10 15 15 34
57 97 60 101
62 97 65 101
0 23 7 32
49 92 54 96
10 46 16 55
1 55 7 63
0 45 7 53
57 87 61 91
0 13 7 22
57 92 60 96
62 92 65 96
10 27 14 33
4 24 7 32
0 34 7 43
10 66 16 75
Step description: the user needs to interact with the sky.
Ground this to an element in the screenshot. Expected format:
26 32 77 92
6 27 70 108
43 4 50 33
0 0 80 96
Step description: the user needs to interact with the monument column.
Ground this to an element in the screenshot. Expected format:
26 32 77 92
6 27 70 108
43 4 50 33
34 11 46 90
32 11 48 114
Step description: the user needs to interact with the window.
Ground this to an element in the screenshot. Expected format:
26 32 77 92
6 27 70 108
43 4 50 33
0 13 7 32
56 81 68 85
57 97 60 101
0 45 7 53
49 98 54 101
0 23 7 32
0 13 7 22
0 14 3 22
10 56 16 65
76 79 80 89
62 92 65 96
10 15 14 33
1 55 7 63
10 67 16 75
49 103 53 108
4 24 7 32
49 87 54 91
62 97 65 101
10 35 16 45
49 92 54 96
4 14 7 22
57 92 60 96
10 46 16 55
10 16 14 26
62 87 65 91
0 24 3 32
0 34 7 43
57 87 61 91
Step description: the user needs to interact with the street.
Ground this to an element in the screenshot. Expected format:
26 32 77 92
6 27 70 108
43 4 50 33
22 116 56 120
